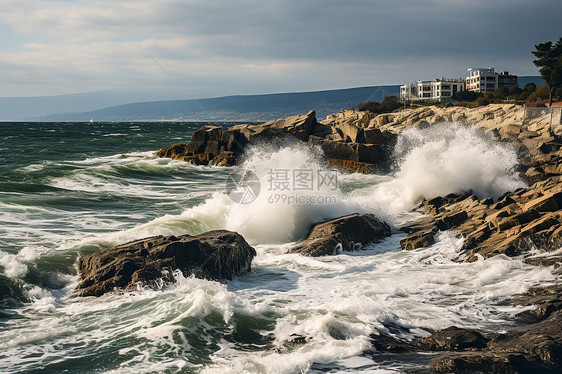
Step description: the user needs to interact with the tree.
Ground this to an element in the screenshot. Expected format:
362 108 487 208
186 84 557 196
508 85 522 99
452 90 480 102
532 38 562 107
526 85 550 103
523 82 537 93
493 86 508 100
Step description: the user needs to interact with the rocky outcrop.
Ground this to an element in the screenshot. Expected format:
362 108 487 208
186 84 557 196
399 175 562 266
365 285 562 373
418 326 489 351
324 104 560 181
428 285 562 373
291 213 391 256
76 230 256 297
156 110 397 173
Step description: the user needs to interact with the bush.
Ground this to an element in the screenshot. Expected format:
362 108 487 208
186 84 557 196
526 85 550 104
523 82 537 93
493 86 508 100
508 85 522 99
452 90 481 102
475 96 490 106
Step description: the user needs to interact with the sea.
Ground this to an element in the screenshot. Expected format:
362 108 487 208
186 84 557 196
0 121 558 373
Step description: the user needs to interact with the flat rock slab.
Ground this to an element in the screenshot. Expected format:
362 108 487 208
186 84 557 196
292 213 391 256
76 230 256 297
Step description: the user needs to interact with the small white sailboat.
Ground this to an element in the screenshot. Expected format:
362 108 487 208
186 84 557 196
89 118 94 125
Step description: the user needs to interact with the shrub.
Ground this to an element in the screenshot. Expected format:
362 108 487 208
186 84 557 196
452 90 481 102
523 82 537 93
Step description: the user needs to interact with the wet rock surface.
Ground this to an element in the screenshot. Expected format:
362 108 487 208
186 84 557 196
156 110 397 173
426 285 562 373
76 230 256 297
365 286 562 373
291 213 392 256
400 174 562 267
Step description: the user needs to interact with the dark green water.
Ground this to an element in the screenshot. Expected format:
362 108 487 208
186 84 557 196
0 122 557 374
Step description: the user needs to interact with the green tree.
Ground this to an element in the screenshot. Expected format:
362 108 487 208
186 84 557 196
493 86 508 100
452 90 480 102
523 82 537 93
508 85 522 99
526 85 550 104
532 38 562 107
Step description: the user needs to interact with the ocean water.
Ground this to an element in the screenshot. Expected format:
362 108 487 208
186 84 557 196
0 121 558 373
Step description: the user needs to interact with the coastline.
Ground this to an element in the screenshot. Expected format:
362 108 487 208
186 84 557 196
150 103 562 372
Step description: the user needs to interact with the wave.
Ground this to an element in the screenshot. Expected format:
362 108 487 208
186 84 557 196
121 123 524 246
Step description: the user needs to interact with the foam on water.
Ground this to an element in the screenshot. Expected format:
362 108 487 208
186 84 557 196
1 231 557 373
0 122 553 373
127 123 524 245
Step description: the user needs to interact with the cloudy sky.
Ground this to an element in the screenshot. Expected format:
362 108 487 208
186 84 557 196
1 0 560 99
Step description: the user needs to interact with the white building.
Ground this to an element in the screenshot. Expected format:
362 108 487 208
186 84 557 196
466 67 518 93
400 78 465 102
466 68 498 93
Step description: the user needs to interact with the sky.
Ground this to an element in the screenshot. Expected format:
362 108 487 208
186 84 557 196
0 0 561 99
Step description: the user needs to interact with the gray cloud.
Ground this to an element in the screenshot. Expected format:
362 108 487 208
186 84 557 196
0 0 560 97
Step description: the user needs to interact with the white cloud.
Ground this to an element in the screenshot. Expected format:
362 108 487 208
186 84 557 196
0 0 557 97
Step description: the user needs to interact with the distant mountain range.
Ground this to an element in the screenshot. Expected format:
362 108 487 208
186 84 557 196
33 85 402 122
0 76 545 122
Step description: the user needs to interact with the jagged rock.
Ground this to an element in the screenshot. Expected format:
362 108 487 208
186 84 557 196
309 138 393 173
400 227 437 251
328 159 378 174
401 174 562 262
430 352 543 373
418 326 489 351
76 230 256 297
292 213 391 256
423 286 562 373
156 110 397 173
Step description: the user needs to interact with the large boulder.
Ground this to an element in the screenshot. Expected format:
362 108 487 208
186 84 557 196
76 230 256 297
156 111 318 167
155 110 398 173
292 213 391 256
258 110 317 141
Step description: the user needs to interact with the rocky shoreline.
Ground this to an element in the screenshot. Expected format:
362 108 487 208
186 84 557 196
78 103 561 372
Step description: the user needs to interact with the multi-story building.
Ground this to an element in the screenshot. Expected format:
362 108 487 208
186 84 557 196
497 71 518 89
400 78 465 102
466 68 518 93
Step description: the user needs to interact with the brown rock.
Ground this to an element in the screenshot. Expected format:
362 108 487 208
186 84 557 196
400 226 438 251
76 230 256 297
292 213 391 256
418 326 489 351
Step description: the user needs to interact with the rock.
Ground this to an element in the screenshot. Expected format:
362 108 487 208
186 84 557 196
430 352 542 373
212 151 238 167
156 111 317 167
400 227 437 251
423 286 562 373
418 326 489 351
156 110 397 173
487 310 562 367
76 230 256 297
309 138 393 173
401 173 562 264
328 159 378 174
291 213 391 256
155 142 190 158
283 334 310 348
253 110 317 142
